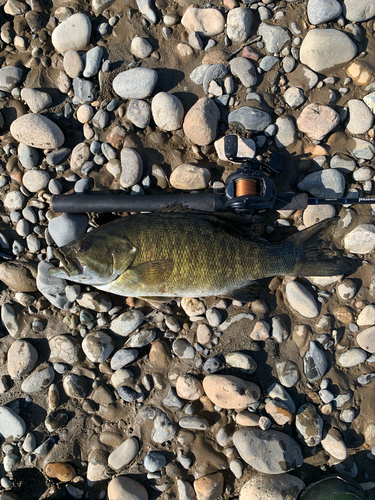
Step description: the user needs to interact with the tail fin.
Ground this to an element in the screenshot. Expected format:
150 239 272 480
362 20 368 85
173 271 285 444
288 218 349 277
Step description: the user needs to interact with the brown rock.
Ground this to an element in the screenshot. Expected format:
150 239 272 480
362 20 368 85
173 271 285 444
346 61 374 86
194 472 224 500
149 339 172 368
203 374 260 409
236 410 260 426
108 476 148 500
202 50 228 65
0 261 38 292
106 126 127 149
45 462 76 482
265 400 293 425
335 306 355 324
170 163 211 190
176 374 204 400
297 103 339 141
183 97 220 146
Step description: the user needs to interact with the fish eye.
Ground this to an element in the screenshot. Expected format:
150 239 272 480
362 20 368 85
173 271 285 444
77 244 88 252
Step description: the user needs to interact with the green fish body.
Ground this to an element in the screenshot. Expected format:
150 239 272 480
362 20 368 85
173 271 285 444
299 477 366 500
49 212 347 299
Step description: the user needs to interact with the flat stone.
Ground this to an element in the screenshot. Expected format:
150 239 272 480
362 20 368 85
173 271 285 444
0 406 26 440
296 403 323 446
63 50 84 79
283 87 305 108
110 310 145 337
10 114 65 149
49 335 80 364
344 224 375 254
151 92 184 131
239 473 305 500
228 106 271 133
265 399 293 425
345 99 373 135
285 281 319 318
18 144 39 169
347 138 375 160
37 261 71 310
307 0 342 24
144 451 166 472
259 56 279 72
342 0 375 21
229 57 257 87
170 163 210 190
303 341 327 381
297 169 345 197
215 135 255 161
130 37 153 58
225 352 257 372
107 476 148 500
190 64 211 85
227 7 253 43
172 338 195 359
163 387 184 409
20 88 52 113
357 305 375 326
288 64 318 91
52 13 92 53
300 29 356 72
136 0 157 24
275 115 297 148
110 349 138 369
321 428 348 460
73 78 95 104
0 66 23 91
82 331 114 363
21 365 55 393
120 147 143 188
258 23 291 53
233 428 303 474
7 340 38 378
127 99 151 129
297 103 339 141
339 348 367 367
303 204 336 228
203 374 260 409
183 97 220 146
48 213 89 247
22 170 50 192
176 374 204 400
108 437 139 470
181 8 225 36
194 473 224 500
83 46 103 78
276 360 300 387
356 326 375 353
113 68 158 99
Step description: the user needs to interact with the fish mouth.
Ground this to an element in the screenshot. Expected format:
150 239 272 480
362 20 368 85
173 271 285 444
49 248 83 277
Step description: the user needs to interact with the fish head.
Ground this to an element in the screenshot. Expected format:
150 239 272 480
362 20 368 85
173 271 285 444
48 232 137 285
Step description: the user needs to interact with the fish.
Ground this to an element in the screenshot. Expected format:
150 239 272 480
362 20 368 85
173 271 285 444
299 476 366 499
48 211 348 301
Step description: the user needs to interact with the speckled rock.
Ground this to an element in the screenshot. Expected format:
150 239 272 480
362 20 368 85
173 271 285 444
7 340 38 378
151 92 184 131
107 476 148 500
170 163 210 190
295 404 323 446
227 8 253 43
239 473 305 500
203 374 260 409
10 114 65 149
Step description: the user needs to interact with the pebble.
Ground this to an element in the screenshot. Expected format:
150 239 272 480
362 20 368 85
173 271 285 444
342 0 375 22
229 57 257 87
265 399 293 425
276 360 300 387
46 462 76 482
18 144 39 170
181 8 225 36
48 213 89 247
225 352 257 372
110 349 138 369
285 281 319 318
250 320 270 340
73 78 94 104
176 374 204 400
170 164 210 190
339 348 367 367
151 92 184 131
297 103 339 141
63 50 84 79
163 387 184 409
258 23 291 53
275 116 297 148
356 327 375 353
127 99 151 129
321 428 348 460
120 147 143 188
239 473 305 500
21 364 55 393
108 437 139 470
357 305 375 326
0 66 23 91
190 64 211 85
113 68 158 99
203 374 260 409
22 170 50 192
107 476 148 500
21 88 52 113
283 87 305 108
348 138 375 160
144 451 166 471
203 357 222 373
52 13 92 53
300 29 356 72
10 114 65 149
173 338 195 359
37 261 71 309
83 47 103 78
7 340 38 378
0 406 26 439
303 341 327 381
183 97 220 146
233 428 303 474
346 99 373 135
344 224 375 254
131 37 153 58
82 331 114 363
228 106 271 133
307 0 342 24
215 135 255 161
295 404 323 446
194 473 224 500
259 56 279 72
297 169 345 197
227 8 253 43
303 204 335 228
136 0 157 23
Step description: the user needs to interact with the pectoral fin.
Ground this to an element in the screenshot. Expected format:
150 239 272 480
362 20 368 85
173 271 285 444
225 283 260 302
118 259 174 286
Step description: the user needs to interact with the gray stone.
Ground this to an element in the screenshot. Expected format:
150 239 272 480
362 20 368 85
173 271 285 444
228 106 272 133
136 0 157 23
52 13 92 53
48 213 89 247
286 281 319 318
22 170 50 192
203 356 222 373
82 331 114 363
151 92 184 131
63 50 84 79
239 474 305 500
21 365 55 393
330 155 356 174
108 437 139 470
283 87 305 108
303 341 327 381
110 349 139 369
227 8 253 43
258 23 291 53
307 0 342 25
7 340 38 378
18 144 39 169
276 360 300 387
259 56 279 72
46 148 71 167
229 57 257 87
131 37 153 58
20 88 52 113
49 335 80 364
189 31 203 50
73 78 95 104
4 191 26 211
152 410 178 443
190 64 211 85
297 169 345 197
346 99 373 134
127 99 151 129
347 138 375 160
295 404 323 446
1 303 20 338
283 56 296 73
163 387 184 410
144 451 166 472
0 406 26 440
120 147 143 188
275 115 297 148
125 329 156 348
83 46 103 78
173 338 195 359
339 348 367 367
92 109 109 129
10 114 65 149
342 0 375 22
113 68 158 99
37 261 71 310
179 416 210 430
300 29 356 72
0 66 23 91
233 428 303 474
110 310 145 337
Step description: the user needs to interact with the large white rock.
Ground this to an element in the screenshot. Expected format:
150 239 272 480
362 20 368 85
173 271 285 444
181 8 225 36
240 473 305 500
108 476 148 500
342 0 375 22
108 437 140 470
113 68 158 99
10 114 64 149
285 281 319 318
52 13 92 53
0 406 26 440
344 224 375 254
151 92 184 131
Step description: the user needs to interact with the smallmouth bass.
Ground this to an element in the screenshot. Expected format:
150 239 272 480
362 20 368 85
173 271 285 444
299 476 366 499
49 212 347 300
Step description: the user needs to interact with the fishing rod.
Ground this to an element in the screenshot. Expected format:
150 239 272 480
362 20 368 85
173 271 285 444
51 135 375 215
